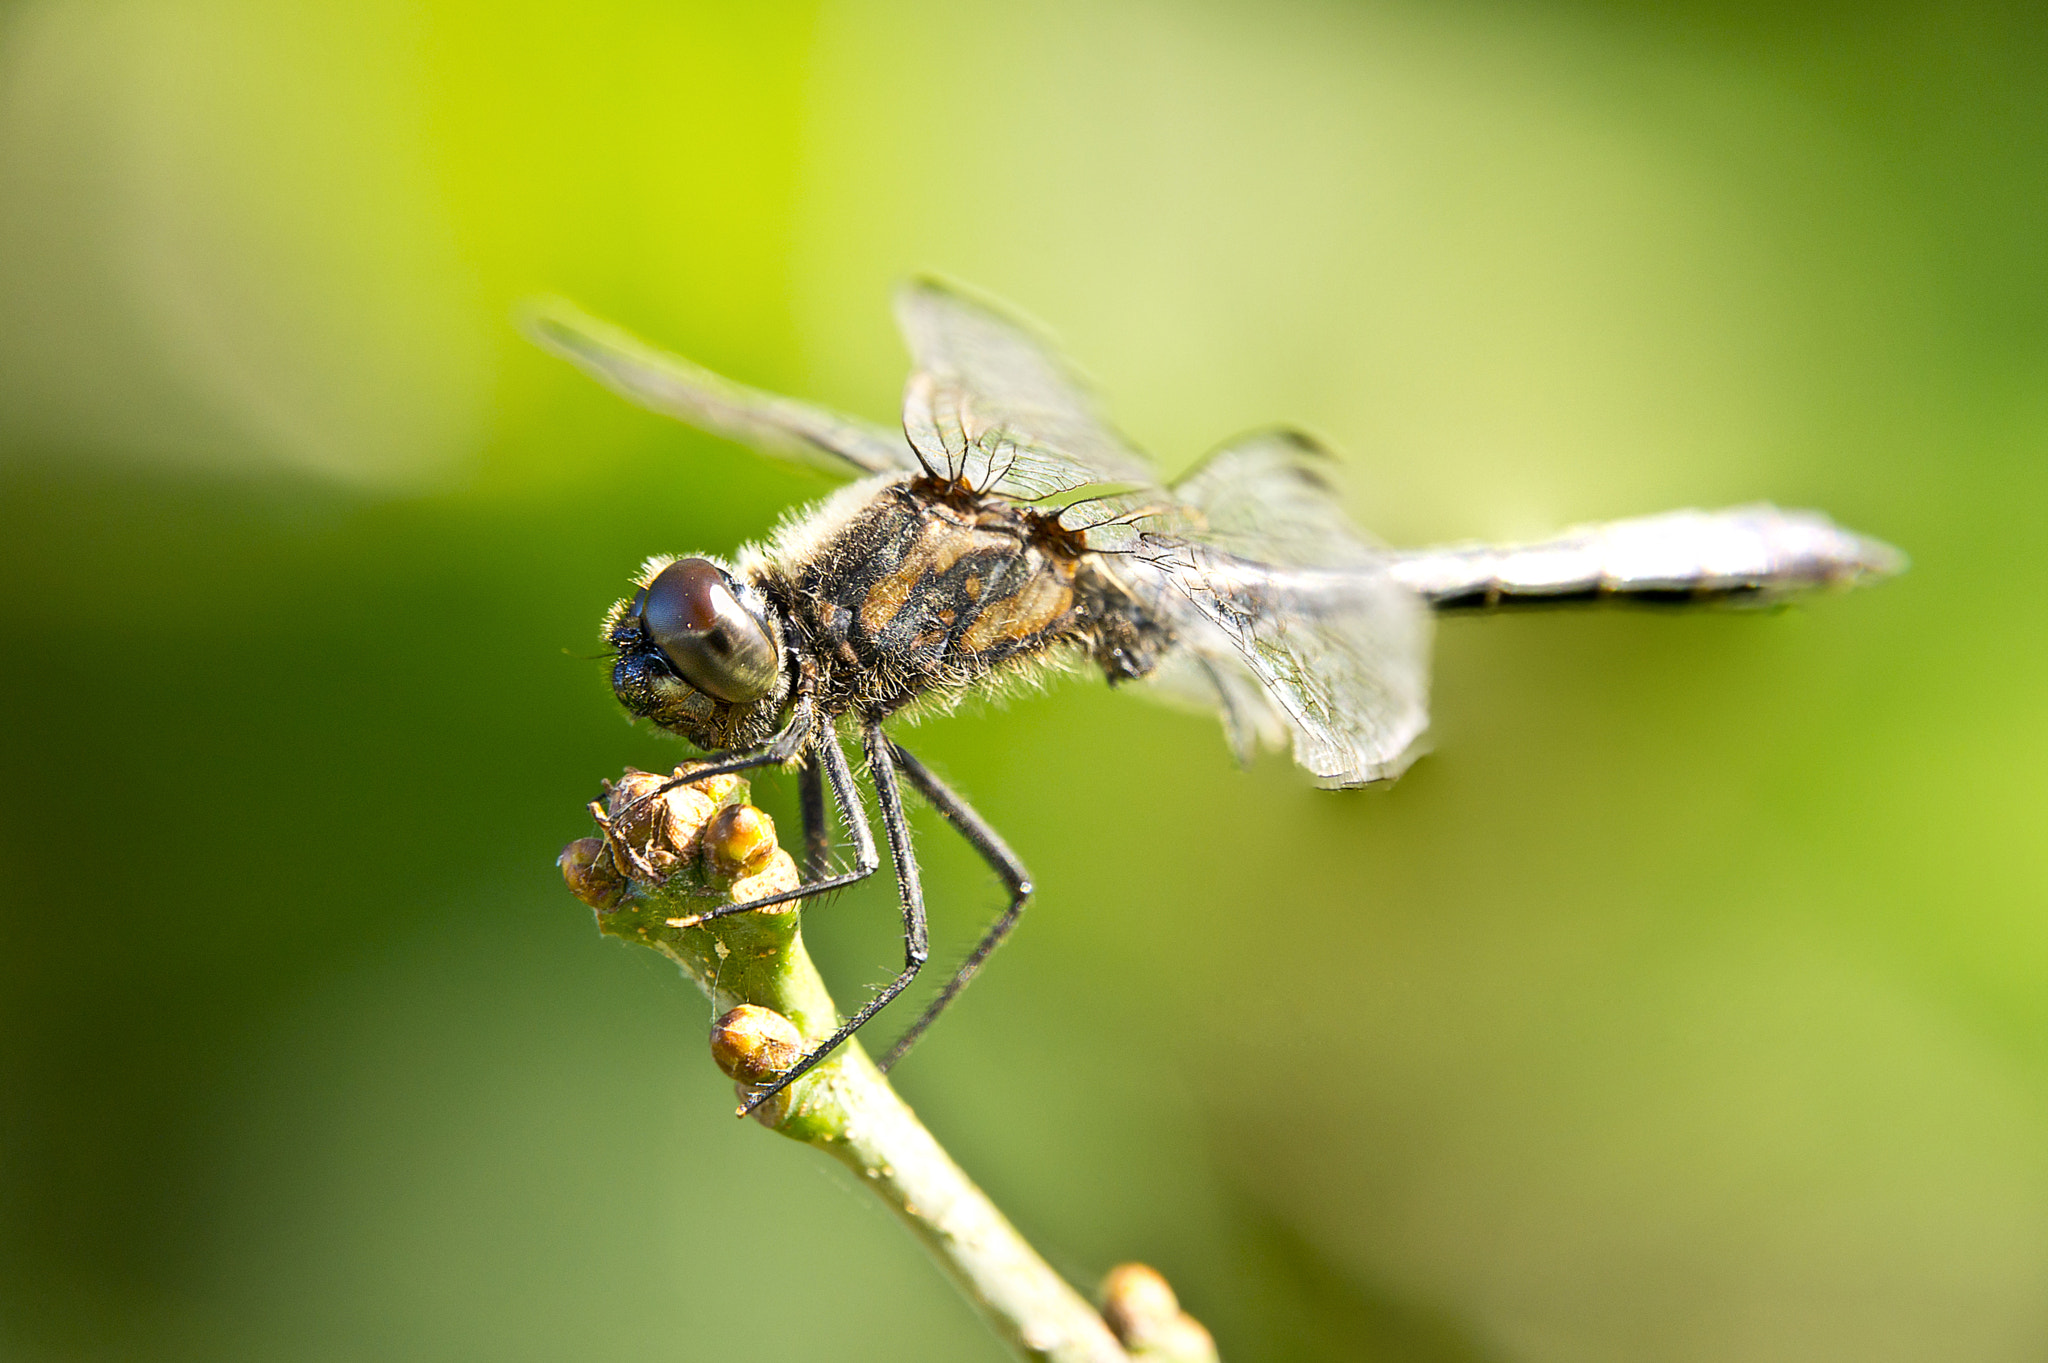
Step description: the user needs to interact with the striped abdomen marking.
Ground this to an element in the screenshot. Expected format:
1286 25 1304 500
1385 505 1906 611
849 508 1076 657
794 483 1085 716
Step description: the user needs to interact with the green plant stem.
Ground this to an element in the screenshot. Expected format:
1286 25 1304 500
570 771 1213 1363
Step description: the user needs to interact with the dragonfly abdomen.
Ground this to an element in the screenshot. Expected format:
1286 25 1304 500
1385 505 1905 612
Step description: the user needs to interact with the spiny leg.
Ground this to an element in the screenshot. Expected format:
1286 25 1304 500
671 728 877 926
878 741 1033 1073
797 750 831 882
738 719 929 1115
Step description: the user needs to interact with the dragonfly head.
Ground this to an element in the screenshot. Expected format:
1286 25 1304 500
605 556 789 749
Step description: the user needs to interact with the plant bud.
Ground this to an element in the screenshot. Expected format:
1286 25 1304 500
708 1004 804 1085
706 804 777 874
1101 1263 1177 1342
1100 1263 1215 1360
599 766 721 881
558 837 625 909
727 848 801 909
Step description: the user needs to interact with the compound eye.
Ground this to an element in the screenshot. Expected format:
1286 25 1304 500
638 558 779 704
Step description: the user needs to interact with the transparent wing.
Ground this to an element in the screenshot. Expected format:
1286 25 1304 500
1078 428 1432 786
523 298 918 479
1115 544 1431 787
895 277 1162 501
1125 609 1291 768
1157 427 1384 566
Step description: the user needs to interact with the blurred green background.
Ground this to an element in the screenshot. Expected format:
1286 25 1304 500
0 0 2040 1359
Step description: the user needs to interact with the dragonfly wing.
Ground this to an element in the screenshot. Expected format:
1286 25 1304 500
1119 544 1432 787
1135 618 1292 768
1082 427 1430 785
895 277 1162 501
1166 428 1385 565
523 298 917 479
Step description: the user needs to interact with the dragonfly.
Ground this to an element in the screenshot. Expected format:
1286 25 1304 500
528 278 1903 1114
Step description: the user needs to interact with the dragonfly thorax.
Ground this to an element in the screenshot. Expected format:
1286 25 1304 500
763 479 1101 719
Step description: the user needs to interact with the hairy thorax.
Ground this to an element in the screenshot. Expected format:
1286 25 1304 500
760 479 1096 718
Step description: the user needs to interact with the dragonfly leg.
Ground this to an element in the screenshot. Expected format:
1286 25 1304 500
738 719 929 1115
668 727 877 924
797 751 831 881
877 741 1033 1074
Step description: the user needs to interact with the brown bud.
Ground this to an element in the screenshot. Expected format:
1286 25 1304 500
558 837 625 909
598 767 722 881
705 804 778 874
727 848 801 910
708 1004 804 1085
1101 1263 1214 1359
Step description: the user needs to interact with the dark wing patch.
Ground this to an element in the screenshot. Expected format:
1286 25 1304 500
523 298 917 479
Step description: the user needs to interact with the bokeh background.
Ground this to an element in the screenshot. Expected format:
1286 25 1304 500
1 0 2041 1358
